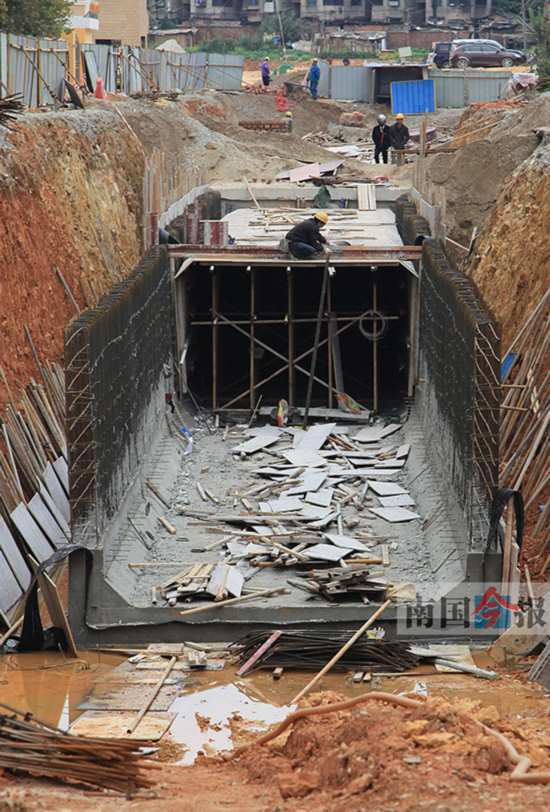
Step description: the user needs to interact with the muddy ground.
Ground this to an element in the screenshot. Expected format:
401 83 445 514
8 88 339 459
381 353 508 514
0 651 549 811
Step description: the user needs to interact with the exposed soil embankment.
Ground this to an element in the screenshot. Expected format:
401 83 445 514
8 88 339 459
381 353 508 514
414 95 550 252
466 141 550 348
0 94 346 412
0 109 145 412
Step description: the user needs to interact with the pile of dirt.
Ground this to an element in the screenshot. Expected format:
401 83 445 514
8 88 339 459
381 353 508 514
236 691 550 810
414 94 550 247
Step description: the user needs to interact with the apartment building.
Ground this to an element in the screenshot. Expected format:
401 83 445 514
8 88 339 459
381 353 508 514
93 0 149 45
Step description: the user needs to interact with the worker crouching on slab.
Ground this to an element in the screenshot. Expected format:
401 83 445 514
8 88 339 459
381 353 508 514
285 211 329 259
372 113 391 164
390 113 410 166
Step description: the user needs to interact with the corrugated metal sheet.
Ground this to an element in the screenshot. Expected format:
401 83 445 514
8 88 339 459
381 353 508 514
330 66 369 101
123 47 143 95
391 79 435 114
37 38 67 105
207 53 244 91
432 69 509 108
83 44 116 93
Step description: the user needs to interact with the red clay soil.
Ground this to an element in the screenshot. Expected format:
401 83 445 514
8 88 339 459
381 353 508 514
234 690 550 811
1 688 550 811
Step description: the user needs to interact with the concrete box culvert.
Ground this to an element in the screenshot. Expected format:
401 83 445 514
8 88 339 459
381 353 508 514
66 188 501 647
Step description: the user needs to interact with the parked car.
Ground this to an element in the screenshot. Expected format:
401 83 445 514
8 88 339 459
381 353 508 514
430 42 452 69
450 41 526 68
428 39 508 69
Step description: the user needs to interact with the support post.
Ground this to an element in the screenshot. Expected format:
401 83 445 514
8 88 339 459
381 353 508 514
304 264 329 428
372 274 379 413
327 274 333 409
212 269 220 412
250 268 256 411
407 275 419 398
288 270 295 408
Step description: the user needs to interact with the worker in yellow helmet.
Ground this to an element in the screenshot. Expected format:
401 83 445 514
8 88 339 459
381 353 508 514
285 211 329 259
389 113 410 167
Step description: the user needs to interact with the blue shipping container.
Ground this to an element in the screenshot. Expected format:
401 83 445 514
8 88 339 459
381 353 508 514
390 79 436 115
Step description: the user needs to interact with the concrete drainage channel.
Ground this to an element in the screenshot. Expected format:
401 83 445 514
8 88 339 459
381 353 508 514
66 183 500 648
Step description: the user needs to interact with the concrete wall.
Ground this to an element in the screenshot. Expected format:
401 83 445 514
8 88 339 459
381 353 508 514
95 0 149 45
65 247 172 547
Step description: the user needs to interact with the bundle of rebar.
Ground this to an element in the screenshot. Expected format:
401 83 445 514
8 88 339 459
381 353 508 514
0 94 24 130
233 630 420 674
0 706 156 793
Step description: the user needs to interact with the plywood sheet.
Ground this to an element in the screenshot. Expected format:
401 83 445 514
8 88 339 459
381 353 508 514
354 423 401 443
286 473 326 495
259 496 304 513
233 434 280 454
70 712 174 740
324 533 368 552
53 456 69 493
28 492 67 548
10 502 55 562
44 462 70 523
0 547 23 615
303 543 349 562
370 507 421 523
282 450 326 467
378 494 415 508
78 684 177 712
305 488 334 507
294 423 336 451
0 514 31 590
367 480 408 496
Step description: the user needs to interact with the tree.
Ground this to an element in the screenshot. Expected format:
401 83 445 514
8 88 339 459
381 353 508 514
0 0 70 38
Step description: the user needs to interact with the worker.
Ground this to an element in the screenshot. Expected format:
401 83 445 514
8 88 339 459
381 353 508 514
306 58 321 100
389 113 410 166
372 113 391 164
261 57 271 89
285 211 329 259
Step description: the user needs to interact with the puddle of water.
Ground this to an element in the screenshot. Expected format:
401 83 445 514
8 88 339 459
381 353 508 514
168 681 294 764
0 651 124 730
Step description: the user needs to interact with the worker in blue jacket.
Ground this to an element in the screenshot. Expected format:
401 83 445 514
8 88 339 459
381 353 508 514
307 58 321 100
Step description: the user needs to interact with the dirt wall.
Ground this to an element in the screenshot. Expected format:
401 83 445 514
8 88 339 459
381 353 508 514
466 140 550 348
0 111 145 413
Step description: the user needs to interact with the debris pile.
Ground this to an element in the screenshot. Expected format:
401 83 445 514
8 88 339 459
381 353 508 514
162 418 419 611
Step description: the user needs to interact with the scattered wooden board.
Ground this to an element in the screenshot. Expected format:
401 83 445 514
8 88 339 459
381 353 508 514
370 507 421 523
367 480 408 496
70 712 174 740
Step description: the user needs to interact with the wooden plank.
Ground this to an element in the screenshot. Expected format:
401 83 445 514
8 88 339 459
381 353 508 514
369 507 421 523
69 712 174 740
366 480 407 496
0 546 23 616
36 568 78 658
237 630 282 676
44 462 70 523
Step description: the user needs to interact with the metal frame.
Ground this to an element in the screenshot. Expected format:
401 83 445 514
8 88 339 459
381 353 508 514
170 246 422 414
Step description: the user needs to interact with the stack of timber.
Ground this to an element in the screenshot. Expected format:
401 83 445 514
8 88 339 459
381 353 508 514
0 339 70 628
0 94 24 129
289 565 391 603
499 290 550 582
157 561 244 606
0 703 155 793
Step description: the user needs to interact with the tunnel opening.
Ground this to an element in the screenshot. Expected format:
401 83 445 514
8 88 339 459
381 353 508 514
183 260 416 414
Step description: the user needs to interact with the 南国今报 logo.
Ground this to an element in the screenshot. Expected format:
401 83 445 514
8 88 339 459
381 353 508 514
473 587 520 629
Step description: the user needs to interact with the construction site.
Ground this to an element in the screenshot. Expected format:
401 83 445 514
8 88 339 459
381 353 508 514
0 36 549 812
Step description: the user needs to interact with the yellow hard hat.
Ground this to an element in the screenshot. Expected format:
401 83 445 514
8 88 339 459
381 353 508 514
396 113 405 120
314 211 329 224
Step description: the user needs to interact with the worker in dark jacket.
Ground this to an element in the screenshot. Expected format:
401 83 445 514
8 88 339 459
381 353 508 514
389 113 410 166
286 211 329 259
372 113 391 164
261 58 271 89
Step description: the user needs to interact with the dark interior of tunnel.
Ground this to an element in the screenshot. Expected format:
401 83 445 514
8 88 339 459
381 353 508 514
185 262 411 412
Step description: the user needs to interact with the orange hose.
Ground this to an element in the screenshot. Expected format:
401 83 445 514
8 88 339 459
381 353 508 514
231 691 550 784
